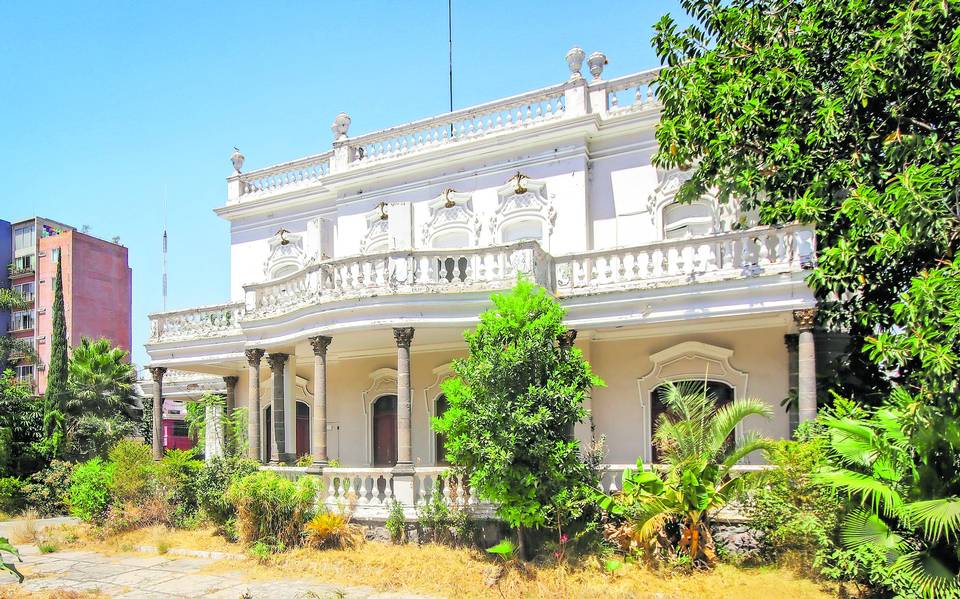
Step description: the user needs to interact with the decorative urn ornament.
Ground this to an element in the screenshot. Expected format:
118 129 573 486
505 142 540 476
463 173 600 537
331 112 352 140
230 147 244 173
588 51 607 81
565 47 585 81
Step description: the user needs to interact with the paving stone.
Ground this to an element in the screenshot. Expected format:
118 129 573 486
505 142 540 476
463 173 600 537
70 580 129 594
113 591 172 599
116 555 173 567
25 558 79 574
66 562 138 580
143 573 233 595
103 568 179 587
153 557 215 573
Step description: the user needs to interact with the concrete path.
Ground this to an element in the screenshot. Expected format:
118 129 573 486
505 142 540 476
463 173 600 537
1 544 434 599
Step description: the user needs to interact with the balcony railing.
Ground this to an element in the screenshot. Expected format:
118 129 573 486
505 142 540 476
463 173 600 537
147 225 815 345
229 67 662 203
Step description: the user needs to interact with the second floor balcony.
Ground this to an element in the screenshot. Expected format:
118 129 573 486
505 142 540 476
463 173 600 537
147 224 816 346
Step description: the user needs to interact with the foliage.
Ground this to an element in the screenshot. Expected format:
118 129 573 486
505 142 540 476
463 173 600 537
185 393 232 455
599 380 771 567
68 414 137 461
434 279 604 554
225 470 317 548
157 448 203 524
196 455 260 525
22 460 74 517
744 438 843 569
0 478 25 515
0 336 37 374
304 510 364 550
0 537 23 583
68 458 115 523
42 257 69 458
417 477 453 544
37 540 58 554
0 370 45 478
816 399 960 598
67 338 141 421
385 499 406 544
228 406 249 457
107 439 155 504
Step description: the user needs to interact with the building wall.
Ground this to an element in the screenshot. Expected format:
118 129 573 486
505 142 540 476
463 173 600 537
0 220 11 338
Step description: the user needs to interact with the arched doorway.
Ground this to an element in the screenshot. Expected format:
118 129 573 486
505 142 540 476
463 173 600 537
434 394 450 465
296 401 310 458
650 381 734 463
372 394 398 466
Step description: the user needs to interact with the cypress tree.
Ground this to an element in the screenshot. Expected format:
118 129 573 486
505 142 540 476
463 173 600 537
43 256 68 454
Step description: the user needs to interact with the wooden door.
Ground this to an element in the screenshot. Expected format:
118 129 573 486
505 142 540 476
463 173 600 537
296 401 310 458
373 395 398 466
264 406 272 463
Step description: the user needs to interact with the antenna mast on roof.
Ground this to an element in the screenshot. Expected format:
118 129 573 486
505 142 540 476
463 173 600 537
448 0 454 136
162 186 168 312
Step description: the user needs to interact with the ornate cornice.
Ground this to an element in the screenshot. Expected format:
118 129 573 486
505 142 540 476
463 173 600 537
266 352 289 370
149 366 167 383
245 348 265 367
393 327 415 349
558 329 578 350
309 335 333 356
793 308 818 331
223 375 239 387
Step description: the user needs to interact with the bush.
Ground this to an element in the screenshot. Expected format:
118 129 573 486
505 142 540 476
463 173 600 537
157 449 202 525
385 499 406 544
22 460 74 517
107 440 155 504
196 455 260 525
417 477 452 544
0 477 25 515
69 458 115 522
304 510 363 549
225 471 317 548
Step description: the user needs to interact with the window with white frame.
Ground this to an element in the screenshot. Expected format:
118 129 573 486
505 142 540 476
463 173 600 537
15 364 34 381
662 201 715 239
10 310 34 331
51 248 61 264
14 224 35 252
13 282 34 302
13 255 33 272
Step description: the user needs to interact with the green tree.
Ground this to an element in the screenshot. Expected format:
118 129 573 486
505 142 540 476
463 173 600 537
599 380 771 567
0 289 38 372
0 370 44 477
42 258 68 456
434 279 604 557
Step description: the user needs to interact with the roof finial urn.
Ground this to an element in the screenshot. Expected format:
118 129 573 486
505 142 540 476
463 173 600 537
588 51 607 81
331 112 351 141
230 147 244 173
565 46 585 81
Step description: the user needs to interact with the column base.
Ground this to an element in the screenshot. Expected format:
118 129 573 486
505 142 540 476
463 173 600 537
306 460 328 474
391 462 415 476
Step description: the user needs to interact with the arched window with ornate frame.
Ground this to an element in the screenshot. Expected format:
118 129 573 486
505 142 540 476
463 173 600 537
263 229 309 280
489 175 556 251
360 207 390 254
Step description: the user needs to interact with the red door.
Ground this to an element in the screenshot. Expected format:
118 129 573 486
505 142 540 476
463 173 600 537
373 395 398 466
296 402 310 458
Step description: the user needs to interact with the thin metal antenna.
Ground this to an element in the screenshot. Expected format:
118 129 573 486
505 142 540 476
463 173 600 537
448 0 454 136
162 185 168 312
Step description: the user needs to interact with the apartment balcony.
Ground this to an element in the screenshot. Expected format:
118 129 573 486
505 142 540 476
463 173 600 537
7 263 35 278
147 224 815 346
224 68 661 206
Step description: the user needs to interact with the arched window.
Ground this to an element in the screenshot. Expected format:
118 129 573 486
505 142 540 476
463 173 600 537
501 219 543 243
662 201 715 239
434 394 450 466
372 394 398 466
649 380 733 463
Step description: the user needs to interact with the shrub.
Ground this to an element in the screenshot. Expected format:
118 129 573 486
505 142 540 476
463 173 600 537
196 455 260 525
416 477 452 544
157 449 202 525
385 499 406 544
37 540 58 554
225 471 317 548
0 477 25 515
304 510 363 550
23 460 74 517
69 458 115 522
107 440 155 504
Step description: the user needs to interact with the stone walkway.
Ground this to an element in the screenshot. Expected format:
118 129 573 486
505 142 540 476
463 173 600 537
1 545 434 599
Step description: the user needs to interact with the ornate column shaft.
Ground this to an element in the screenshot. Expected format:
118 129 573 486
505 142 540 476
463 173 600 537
149 367 167 460
245 349 265 463
266 352 289 464
794 309 818 424
223 376 239 417
309 336 332 470
393 327 415 474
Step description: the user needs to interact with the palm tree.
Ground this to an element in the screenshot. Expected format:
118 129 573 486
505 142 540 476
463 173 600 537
817 399 960 599
67 337 140 420
600 379 772 566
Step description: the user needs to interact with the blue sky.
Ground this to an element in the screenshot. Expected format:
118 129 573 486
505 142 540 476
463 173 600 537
0 1 689 368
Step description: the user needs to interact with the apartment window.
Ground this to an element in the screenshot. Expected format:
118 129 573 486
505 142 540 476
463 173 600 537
51 248 60 264
14 224 35 252
13 282 34 302
171 421 190 438
10 310 34 331
13 255 33 272
15 364 34 381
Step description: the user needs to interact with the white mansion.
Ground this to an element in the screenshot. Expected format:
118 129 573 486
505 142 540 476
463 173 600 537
145 48 818 512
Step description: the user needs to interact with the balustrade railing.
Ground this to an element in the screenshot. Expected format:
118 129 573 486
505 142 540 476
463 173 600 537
147 301 244 342
602 71 659 113
321 468 395 511
237 151 332 197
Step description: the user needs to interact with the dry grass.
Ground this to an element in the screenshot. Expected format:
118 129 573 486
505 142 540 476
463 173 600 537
7 511 39 545
58 524 236 555
0 589 105 599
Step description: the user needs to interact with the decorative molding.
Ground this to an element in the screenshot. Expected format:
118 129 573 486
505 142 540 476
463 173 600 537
266 352 288 371
309 335 333 356
361 367 400 466
149 366 167 383
360 207 390 253
421 189 480 248
245 348 265 366
793 308 817 331
490 177 556 248
393 327 415 349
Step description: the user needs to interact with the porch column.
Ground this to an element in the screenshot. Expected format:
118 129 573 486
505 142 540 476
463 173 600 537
392 327 415 474
149 367 166 461
266 352 289 464
794 309 818 423
245 349 265 463
204 401 225 461
223 376 238 417
308 335 333 470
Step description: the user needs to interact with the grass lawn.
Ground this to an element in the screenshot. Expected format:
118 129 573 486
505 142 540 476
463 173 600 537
41 524 849 599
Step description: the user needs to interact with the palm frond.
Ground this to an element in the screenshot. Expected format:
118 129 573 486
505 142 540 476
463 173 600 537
840 509 903 550
815 466 904 516
902 498 960 544
708 400 772 458
891 550 960 599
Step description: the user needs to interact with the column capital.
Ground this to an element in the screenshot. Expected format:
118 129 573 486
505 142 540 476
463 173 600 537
558 329 578 350
309 335 333 356
793 308 818 331
393 327 415 349
149 366 167 383
245 348 265 366
223 375 239 387
266 352 288 370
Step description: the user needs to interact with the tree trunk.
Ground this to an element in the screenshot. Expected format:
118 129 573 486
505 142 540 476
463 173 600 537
516 525 528 561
